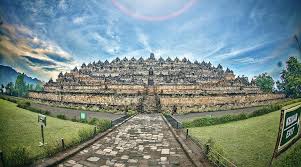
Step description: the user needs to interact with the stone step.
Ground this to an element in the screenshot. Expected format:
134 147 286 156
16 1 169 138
141 95 161 113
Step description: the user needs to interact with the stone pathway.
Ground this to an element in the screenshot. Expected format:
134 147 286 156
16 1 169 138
59 114 194 167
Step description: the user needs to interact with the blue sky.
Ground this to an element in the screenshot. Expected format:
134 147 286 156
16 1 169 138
0 0 300 81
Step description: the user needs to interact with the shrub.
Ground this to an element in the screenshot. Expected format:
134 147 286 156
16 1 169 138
78 128 94 142
80 119 88 123
42 140 61 157
16 100 31 109
0 96 17 103
126 110 137 116
4 147 31 167
96 119 111 132
182 103 286 128
56 114 66 120
88 118 99 125
71 117 77 122
88 118 111 132
249 104 281 117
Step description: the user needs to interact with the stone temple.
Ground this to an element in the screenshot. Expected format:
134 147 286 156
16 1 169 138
29 53 284 113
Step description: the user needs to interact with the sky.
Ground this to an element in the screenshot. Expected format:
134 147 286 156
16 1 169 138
0 0 300 81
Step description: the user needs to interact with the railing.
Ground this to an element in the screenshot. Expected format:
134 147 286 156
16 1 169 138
111 115 129 127
164 114 237 167
164 114 184 129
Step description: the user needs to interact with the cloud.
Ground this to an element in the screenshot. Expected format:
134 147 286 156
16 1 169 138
73 16 86 24
22 55 56 66
92 32 120 55
0 23 76 81
136 28 151 52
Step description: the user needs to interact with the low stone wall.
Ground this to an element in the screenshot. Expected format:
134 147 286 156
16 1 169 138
28 92 141 109
44 84 261 95
29 91 285 113
160 93 285 113
44 84 146 94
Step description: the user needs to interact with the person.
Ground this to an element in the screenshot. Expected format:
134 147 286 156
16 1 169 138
172 105 177 115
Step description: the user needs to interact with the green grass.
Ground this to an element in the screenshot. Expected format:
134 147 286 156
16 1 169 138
0 99 94 166
183 99 301 128
189 102 301 167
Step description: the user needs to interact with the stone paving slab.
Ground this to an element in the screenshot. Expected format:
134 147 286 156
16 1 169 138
59 114 194 167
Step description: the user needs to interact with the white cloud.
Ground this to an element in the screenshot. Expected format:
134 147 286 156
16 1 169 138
58 0 68 10
93 32 120 55
136 28 151 52
73 16 86 24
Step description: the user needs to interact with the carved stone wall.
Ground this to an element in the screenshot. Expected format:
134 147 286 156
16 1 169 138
29 92 141 110
28 91 285 113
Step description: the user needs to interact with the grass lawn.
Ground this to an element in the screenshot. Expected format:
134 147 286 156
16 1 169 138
0 99 94 165
189 102 301 167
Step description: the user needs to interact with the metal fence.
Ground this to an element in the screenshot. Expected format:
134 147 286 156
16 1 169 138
164 114 184 129
164 114 237 167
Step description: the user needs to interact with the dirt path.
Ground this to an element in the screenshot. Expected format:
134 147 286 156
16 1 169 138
59 114 194 167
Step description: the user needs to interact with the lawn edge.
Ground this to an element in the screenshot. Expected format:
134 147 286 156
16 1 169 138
32 114 136 167
161 114 211 167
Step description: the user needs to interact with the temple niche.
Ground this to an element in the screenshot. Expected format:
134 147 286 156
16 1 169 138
29 53 285 113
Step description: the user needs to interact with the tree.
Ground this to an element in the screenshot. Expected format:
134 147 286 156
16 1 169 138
0 84 4 94
254 73 274 93
35 84 44 91
279 57 301 98
15 73 26 96
5 82 15 95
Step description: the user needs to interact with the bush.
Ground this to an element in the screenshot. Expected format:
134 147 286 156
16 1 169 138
4 147 31 167
88 118 111 132
16 100 31 109
88 118 99 125
56 114 66 120
96 119 111 132
126 110 137 116
182 103 287 128
248 104 281 117
41 140 61 157
71 117 77 122
78 128 94 142
0 96 17 103
80 119 88 123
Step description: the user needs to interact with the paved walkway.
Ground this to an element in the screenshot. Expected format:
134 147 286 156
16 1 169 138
59 114 194 167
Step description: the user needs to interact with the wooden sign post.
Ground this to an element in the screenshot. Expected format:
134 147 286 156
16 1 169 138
38 114 47 146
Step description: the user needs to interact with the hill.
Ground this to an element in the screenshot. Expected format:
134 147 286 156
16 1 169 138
0 65 43 86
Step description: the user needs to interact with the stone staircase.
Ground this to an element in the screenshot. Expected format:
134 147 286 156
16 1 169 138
142 95 158 113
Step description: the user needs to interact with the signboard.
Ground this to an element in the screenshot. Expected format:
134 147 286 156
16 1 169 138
80 112 87 121
38 114 46 127
272 105 301 158
278 108 300 150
